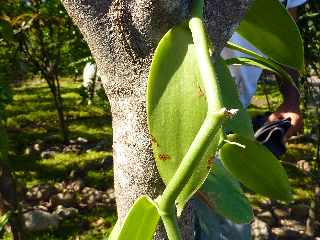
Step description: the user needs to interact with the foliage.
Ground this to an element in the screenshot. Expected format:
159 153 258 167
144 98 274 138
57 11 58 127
147 23 220 215
220 134 291 202
1 0 91 142
0 0 90 77
109 0 304 239
200 160 253 224
297 0 320 74
109 196 160 240
236 0 304 71
0 16 15 124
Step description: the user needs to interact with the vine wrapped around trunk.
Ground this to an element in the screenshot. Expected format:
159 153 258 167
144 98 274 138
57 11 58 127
61 0 252 238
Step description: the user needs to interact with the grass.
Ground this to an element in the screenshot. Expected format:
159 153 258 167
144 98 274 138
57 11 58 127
6 78 112 178
4 77 116 239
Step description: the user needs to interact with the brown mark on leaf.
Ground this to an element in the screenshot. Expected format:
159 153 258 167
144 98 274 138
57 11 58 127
150 135 159 147
197 86 205 97
158 153 170 161
196 190 215 210
207 156 214 170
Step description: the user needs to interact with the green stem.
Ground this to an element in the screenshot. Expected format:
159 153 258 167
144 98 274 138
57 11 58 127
189 15 223 112
160 207 182 240
158 110 225 215
191 0 204 18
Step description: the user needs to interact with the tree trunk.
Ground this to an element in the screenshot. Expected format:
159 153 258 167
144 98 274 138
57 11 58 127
54 76 69 143
61 0 252 238
0 164 24 240
55 95 68 144
46 76 69 143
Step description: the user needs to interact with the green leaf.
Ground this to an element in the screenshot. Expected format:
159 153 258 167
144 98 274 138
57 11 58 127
220 134 292 202
225 42 297 87
237 0 304 71
225 57 276 73
108 220 121 240
215 58 254 139
225 57 295 86
200 159 253 224
108 196 160 240
147 24 219 215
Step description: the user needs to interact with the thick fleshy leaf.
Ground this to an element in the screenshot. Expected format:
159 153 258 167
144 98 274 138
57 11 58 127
147 24 219 215
199 159 253 224
237 0 304 71
225 42 297 87
225 57 295 87
108 196 160 240
215 58 254 139
108 220 121 240
225 57 275 73
220 134 292 202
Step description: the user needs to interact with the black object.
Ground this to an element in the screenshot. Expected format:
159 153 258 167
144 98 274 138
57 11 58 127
253 114 291 158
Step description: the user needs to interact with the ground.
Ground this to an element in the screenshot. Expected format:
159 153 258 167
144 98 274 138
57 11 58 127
2 78 116 239
1 76 319 239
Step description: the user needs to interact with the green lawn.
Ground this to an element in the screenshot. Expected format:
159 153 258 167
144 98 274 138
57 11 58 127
4 77 116 239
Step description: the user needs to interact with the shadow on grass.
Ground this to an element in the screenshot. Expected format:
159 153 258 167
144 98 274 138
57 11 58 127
11 154 113 186
13 85 76 95
7 79 113 185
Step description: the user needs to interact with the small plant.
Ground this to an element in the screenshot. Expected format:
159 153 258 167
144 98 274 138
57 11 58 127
108 0 304 239
0 212 11 233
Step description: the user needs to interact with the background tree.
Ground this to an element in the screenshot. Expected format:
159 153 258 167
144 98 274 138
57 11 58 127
61 0 253 238
1 0 90 143
0 15 23 239
297 0 320 236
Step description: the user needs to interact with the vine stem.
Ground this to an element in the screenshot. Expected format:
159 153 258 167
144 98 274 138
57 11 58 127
189 0 223 112
158 0 230 239
158 109 227 240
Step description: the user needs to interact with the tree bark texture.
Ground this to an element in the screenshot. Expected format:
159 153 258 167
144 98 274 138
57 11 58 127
61 0 252 239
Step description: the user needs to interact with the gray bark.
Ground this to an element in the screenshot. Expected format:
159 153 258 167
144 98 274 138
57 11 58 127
61 0 252 239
